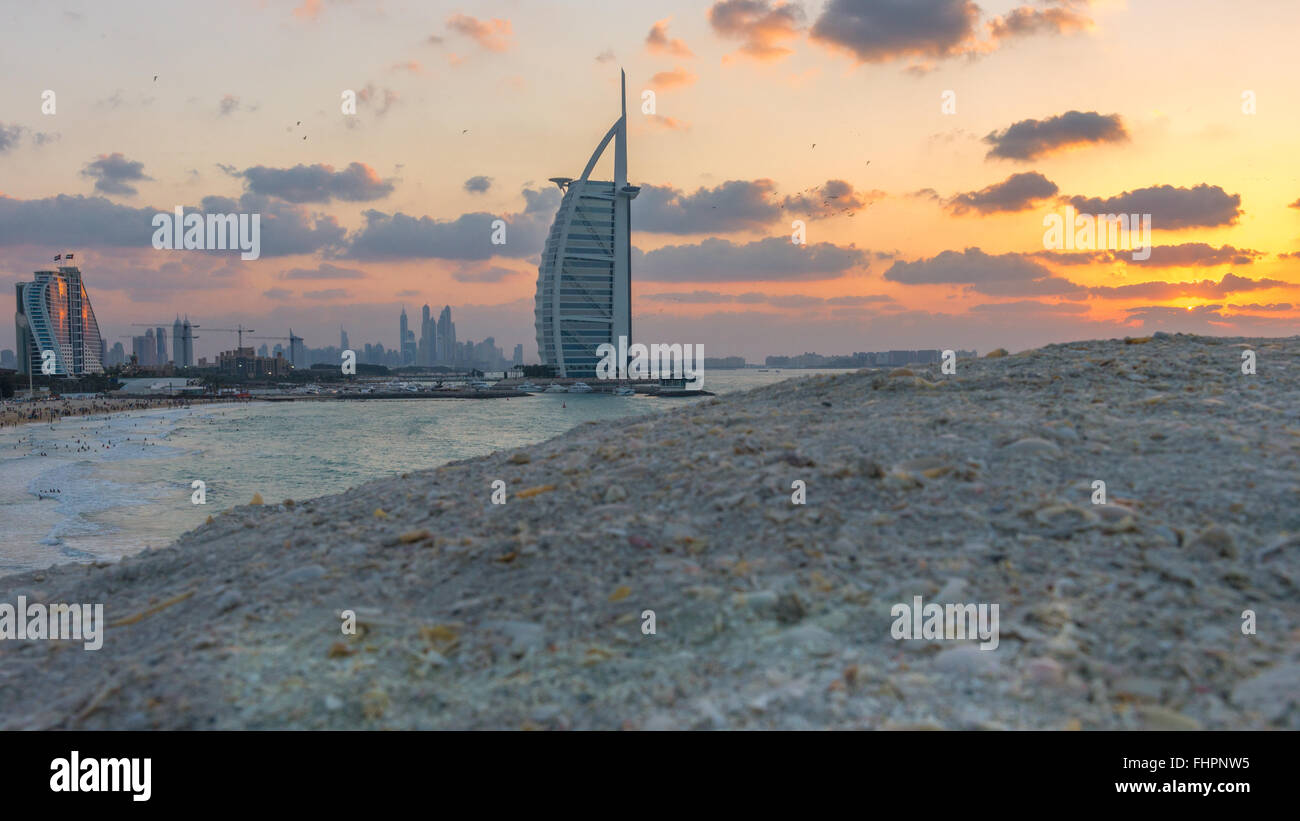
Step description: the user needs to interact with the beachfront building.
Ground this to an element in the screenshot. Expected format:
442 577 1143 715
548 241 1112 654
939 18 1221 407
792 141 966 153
534 71 639 378
217 346 292 379
14 260 105 376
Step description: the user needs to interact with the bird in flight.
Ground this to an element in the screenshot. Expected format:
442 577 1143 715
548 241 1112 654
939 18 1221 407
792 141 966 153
153 75 158 81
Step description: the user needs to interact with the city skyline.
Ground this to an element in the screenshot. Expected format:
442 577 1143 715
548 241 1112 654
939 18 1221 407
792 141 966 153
3 2 1300 361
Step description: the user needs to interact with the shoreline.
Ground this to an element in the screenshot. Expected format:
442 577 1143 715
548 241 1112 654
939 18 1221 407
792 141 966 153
0 395 259 430
1 333 1296 729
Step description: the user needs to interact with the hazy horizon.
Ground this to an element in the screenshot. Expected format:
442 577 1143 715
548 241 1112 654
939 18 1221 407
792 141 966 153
3 0 1299 362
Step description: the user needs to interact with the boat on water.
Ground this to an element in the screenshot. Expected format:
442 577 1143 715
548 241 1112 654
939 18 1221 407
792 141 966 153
568 382 593 393
613 386 636 396
544 384 568 393
517 381 541 392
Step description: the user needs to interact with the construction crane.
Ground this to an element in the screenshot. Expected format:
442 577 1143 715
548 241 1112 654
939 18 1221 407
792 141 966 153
248 330 304 367
199 324 256 348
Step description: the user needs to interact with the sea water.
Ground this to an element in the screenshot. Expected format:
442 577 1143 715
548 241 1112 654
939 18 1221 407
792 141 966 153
0 370 848 573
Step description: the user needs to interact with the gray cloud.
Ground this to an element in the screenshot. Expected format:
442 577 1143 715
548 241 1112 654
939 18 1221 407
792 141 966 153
985 111 1127 161
1088 273 1283 301
645 289 893 307
636 179 781 233
1032 244 1261 267
0 190 332 257
0 194 155 247
0 123 26 153
635 236 870 282
1127 243 1260 267
781 179 880 216
218 94 256 116
947 171 1058 214
81 153 152 197
1227 302 1292 312
886 247 1063 289
280 263 367 280
463 175 493 194
1068 183 1242 229
340 187 559 261
240 162 395 204
202 192 346 257
809 0 978 63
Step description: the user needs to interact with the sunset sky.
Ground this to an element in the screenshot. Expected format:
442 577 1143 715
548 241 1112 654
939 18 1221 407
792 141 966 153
3 0 1299 361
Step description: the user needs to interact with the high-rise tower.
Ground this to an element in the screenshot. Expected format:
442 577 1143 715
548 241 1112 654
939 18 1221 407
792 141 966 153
14 261 105 376
533 71 639 378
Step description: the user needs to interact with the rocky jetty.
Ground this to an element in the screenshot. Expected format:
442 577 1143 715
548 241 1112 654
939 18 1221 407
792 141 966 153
1 332 1297 729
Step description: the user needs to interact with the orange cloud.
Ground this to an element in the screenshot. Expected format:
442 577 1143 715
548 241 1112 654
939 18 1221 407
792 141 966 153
650 66 698 90
292 0 322 21
645 115 690 131
446 13 513 53
709 0 804 62
647 18 693 57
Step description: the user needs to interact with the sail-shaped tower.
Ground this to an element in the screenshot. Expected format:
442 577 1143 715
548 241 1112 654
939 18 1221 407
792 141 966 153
533 71 640 378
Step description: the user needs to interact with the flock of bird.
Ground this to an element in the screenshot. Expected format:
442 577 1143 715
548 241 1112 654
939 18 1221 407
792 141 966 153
151 68 873 219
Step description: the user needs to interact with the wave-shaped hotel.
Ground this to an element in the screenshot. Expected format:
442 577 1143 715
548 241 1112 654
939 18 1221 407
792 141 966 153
14 258 104 376
534 71 640 379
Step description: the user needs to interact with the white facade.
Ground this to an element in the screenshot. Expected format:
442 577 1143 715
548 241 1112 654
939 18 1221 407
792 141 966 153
534 71 640 378
15 265 104 376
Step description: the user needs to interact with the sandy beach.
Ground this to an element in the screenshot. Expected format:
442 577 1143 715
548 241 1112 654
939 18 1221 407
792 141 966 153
0 395 246 429
0 332 1297 729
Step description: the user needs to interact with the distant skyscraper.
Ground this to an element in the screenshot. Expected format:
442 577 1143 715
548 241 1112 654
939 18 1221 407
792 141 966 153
172 317 185 364
257 343 269 358
513 344 523 366
437 305 455 366
181 316 194 366
0 349 15 369
534 71 638 378
108 341 125 367
290 330 305 368
419 304 435 366
155 326 167 365
340 326 349 351
399 306 410 365
14 260 105 376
